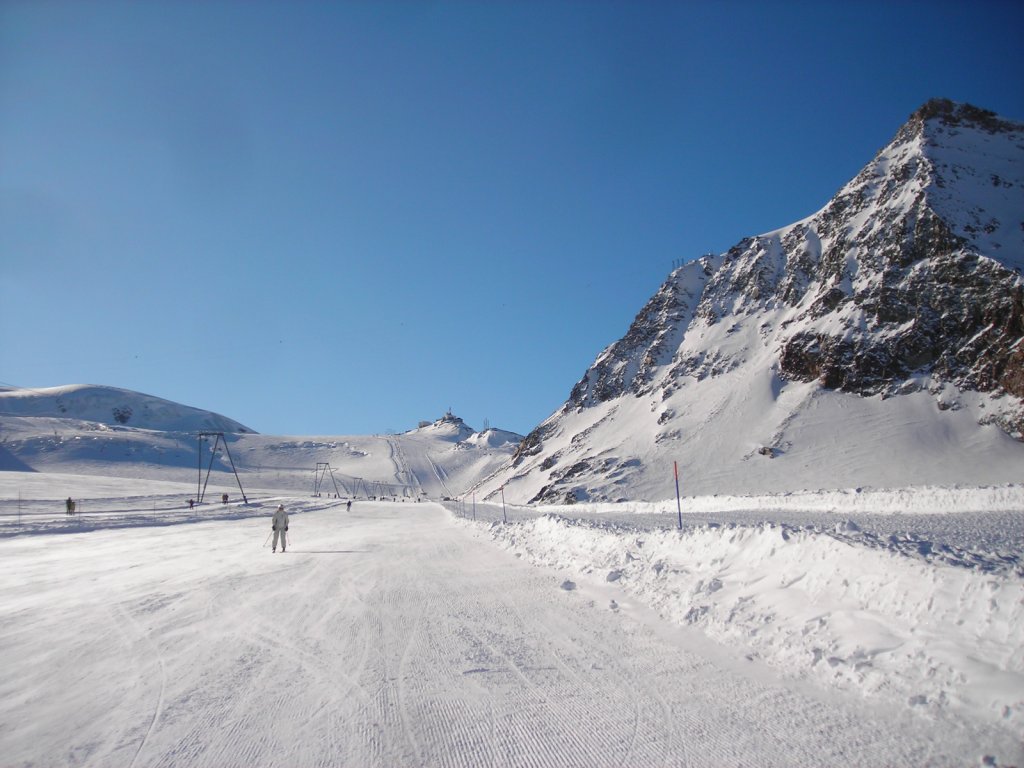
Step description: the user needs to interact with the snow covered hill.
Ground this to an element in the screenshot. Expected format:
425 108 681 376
477 100 1024 505
0 386 522 499
0 384 255 433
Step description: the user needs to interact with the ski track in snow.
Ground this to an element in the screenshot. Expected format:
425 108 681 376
112 601 168 768
385 435 421 495
1 493 1020 767
425 451 455 499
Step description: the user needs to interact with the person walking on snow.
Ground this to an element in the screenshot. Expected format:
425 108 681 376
271 504 289 553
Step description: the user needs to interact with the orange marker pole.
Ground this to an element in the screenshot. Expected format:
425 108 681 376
674 461 682 530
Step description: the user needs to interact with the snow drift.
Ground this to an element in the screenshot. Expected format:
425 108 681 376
458 501 1024 740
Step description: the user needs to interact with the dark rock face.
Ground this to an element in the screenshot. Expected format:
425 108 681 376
911 98 1018 134
510 421 552 468
526 455 640 504
566 255 719 408
767 103 1023 436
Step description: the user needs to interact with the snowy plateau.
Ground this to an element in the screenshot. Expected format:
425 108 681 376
2 100 1024 767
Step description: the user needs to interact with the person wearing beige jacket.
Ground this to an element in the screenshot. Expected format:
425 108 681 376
271 504 289 553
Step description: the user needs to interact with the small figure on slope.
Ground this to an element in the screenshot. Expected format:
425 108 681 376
271 504 289 553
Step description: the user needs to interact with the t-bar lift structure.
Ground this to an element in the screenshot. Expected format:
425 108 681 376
314 462 347 497
196 432 248 504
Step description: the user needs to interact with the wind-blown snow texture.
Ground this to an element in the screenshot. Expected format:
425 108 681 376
480 100 1024 506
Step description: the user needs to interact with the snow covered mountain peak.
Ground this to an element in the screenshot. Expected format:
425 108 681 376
482 101 1024 505
408 411 477 442
834 98 1024 269
909 97 1019 136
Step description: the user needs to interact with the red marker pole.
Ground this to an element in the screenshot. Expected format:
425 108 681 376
674 461 682 530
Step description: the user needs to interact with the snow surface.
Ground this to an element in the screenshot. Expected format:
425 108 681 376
924 115 1024 268
2 472 1021 767
476 355 1023 505
448 491 1024 740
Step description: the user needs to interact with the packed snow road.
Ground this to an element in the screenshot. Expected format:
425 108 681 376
0 500 1011 766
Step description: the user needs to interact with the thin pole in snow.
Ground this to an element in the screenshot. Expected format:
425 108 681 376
472 492 476 521
500 485 507 524
674 461 682 530
197 434 203 505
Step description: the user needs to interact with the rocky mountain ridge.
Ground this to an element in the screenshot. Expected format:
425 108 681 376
489 100 1024 504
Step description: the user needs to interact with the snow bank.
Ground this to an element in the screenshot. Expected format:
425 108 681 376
470 484 1024 576
468 512 1024 738
537 483 1024 516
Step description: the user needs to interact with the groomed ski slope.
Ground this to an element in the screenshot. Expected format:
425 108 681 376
1 477 1021 767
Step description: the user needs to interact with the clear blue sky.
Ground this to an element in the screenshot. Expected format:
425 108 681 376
2 1 1022 436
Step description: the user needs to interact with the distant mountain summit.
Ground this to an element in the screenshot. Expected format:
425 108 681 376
410 410 477 441
0 384 255 433
409 411 523 448
478 100 1024 504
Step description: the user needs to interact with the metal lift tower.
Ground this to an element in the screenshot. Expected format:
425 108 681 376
196 432 248 504
314 462 347 497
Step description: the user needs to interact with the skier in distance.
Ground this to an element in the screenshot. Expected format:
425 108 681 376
271 504 289 553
